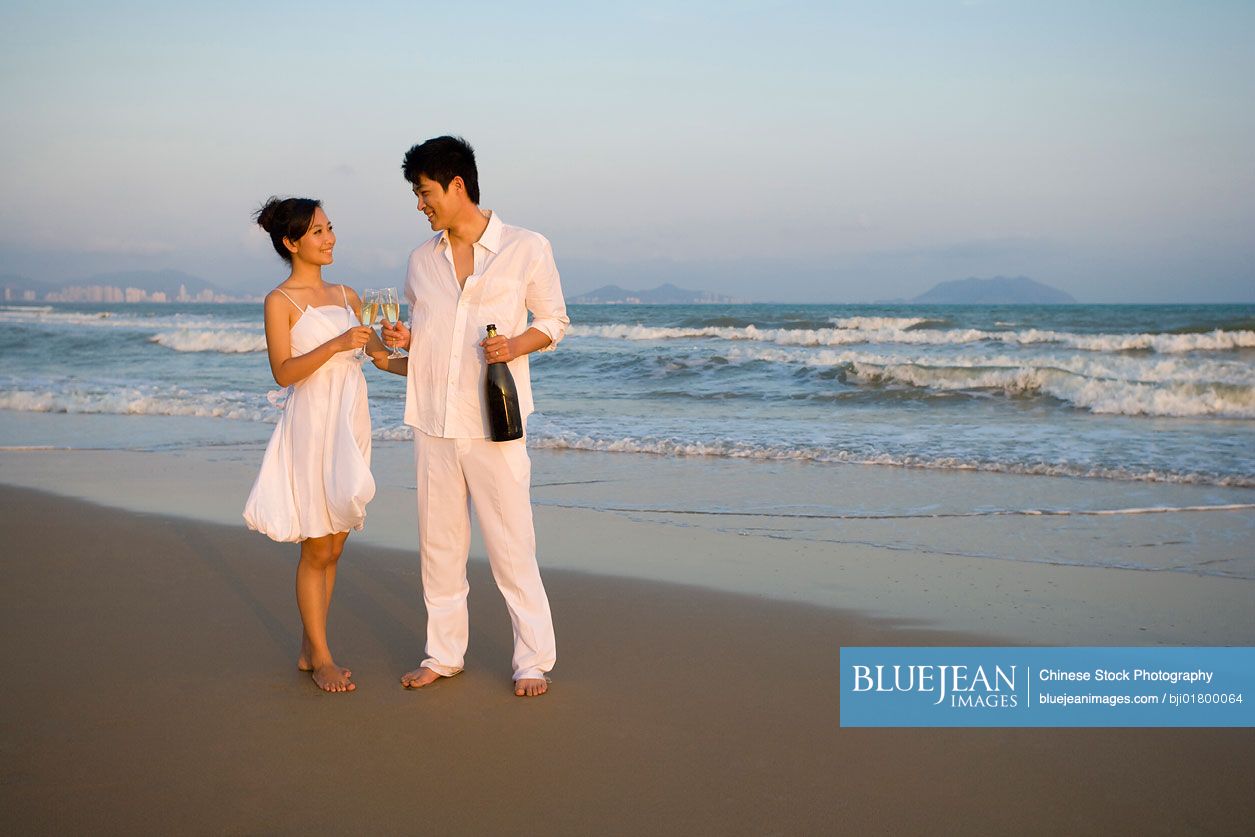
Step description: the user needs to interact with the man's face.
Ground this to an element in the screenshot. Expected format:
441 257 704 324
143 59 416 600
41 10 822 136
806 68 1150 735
412 174 456 231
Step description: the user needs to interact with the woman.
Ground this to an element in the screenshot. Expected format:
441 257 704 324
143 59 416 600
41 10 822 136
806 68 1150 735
243 196 385 693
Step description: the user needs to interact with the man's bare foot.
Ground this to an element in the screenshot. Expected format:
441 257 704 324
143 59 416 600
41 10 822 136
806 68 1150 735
514 677 549 697
312 662 355 693
298 638 350 676
400 666 445 689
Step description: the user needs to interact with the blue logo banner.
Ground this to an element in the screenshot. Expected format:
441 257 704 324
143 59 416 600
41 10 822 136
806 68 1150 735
840 647 1254 727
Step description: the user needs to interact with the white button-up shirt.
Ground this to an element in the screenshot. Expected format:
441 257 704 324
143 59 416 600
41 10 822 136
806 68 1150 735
402 211 569 438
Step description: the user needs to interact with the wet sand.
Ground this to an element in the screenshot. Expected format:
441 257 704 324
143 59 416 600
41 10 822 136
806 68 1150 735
2 484 1252 835
3 444 1252 647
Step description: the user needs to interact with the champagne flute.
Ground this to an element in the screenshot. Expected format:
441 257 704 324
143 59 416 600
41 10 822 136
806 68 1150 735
380 287 405 358
356 289 380 361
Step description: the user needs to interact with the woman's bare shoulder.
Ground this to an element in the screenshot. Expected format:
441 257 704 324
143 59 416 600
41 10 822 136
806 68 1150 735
264 287 304 328
267 284 303 304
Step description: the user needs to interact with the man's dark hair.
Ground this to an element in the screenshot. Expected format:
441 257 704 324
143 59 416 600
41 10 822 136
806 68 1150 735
402 136 480 204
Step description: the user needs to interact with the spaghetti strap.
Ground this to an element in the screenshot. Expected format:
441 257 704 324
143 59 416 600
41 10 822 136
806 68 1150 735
339 284 350 309
275 288 302 312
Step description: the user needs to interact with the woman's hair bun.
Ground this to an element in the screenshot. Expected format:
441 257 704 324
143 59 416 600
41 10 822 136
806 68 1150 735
252 196 322 263
254 196 283 234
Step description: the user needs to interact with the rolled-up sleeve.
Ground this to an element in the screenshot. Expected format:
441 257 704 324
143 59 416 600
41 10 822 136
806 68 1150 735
525 239 569 352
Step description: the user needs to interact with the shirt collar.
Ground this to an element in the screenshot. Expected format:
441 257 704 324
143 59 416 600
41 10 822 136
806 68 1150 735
437 209 502 254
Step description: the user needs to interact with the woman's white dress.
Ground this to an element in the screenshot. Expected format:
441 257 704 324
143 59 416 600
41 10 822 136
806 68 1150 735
244 293 375 542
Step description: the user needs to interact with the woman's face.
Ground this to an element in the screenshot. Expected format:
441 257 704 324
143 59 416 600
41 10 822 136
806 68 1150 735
285 206 335 266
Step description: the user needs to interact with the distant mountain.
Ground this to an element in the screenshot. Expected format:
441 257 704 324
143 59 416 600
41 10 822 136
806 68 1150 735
571 282 741 304
0 273 53 292
1 273 57 302
911 276 1076 305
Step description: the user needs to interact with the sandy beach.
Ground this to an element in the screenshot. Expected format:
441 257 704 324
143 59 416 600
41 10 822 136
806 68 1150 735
2 448 1254 834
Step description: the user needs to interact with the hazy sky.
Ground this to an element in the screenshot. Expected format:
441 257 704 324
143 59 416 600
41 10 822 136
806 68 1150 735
2 0 1252 302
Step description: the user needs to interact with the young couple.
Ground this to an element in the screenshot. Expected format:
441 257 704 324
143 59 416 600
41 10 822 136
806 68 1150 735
243 136 568 698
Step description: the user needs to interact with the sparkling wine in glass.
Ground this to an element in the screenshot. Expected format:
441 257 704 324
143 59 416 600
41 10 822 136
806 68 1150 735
356 288 380 361
380 287 405 358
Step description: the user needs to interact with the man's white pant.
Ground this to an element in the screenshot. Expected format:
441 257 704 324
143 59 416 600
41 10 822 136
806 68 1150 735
415 431 555 682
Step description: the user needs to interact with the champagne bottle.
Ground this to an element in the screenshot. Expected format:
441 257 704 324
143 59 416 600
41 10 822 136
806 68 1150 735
484 324 523 441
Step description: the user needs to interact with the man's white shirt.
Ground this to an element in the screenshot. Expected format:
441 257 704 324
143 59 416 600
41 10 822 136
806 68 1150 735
402 210 569 438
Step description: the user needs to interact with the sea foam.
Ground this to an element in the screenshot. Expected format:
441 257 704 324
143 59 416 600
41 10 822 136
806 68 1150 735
570 323 1255 353
525 432 1254 487
151 330 268 353
0 387 273 422
713 345 1255 387
846 362 1255 418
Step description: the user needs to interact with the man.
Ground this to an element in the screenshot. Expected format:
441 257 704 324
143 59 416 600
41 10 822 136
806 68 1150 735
377 136 568 697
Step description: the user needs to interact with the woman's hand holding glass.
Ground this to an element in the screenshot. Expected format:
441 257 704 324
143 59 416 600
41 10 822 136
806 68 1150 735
355 288 382 361
337 325 374 355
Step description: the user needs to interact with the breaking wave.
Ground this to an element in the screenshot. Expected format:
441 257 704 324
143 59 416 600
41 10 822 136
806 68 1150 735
0 307 227 331
0 387 274 422
846 362 1255 418
150 330 268 353
570 323 1255 353
828 316 946 330
714 345 1255 387
526 433 1255 487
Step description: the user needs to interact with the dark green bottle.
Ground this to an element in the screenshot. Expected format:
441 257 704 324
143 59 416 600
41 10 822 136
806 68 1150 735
484 324 523 441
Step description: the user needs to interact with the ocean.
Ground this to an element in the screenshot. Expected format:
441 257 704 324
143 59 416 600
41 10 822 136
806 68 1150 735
2 300 1253 579
3 301 1251 481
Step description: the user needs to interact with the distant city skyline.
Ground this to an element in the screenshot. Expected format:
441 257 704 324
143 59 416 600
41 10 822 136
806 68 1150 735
2 1 1252 303
41 284 233 304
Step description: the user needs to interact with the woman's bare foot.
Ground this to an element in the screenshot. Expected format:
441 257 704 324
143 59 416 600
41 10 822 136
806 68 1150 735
299 658 351 676
514 677 549 697
312 662 356 693
400 666 445 689
299 638 350 677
